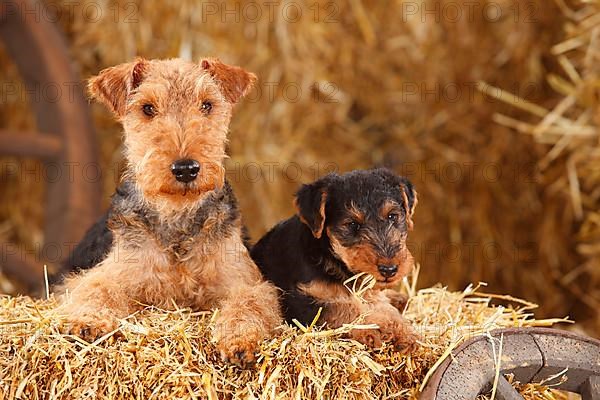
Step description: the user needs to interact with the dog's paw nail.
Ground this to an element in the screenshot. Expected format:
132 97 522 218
397 342 419 353
393 334 420 353
62 315 116 342
219 344 257 368
351 329 384 349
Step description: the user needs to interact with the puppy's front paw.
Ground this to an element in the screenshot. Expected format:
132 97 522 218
383 290 409 312
393 328 420 353
63 314 118 342
217 338 258 368
350 311 420 353
349 327 383 348
378 319 420 353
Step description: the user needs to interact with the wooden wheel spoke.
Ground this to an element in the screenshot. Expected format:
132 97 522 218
0 130 62 159
0 243 44 293
495 375 525 400
581 376 600 400
0 0 101 292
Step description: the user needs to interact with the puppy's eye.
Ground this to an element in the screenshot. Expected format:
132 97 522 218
201 101 213 114
388 213 399 223
347 221 361 233
142 104 156 117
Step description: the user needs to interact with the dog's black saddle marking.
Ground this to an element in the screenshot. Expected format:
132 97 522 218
55 180 239 284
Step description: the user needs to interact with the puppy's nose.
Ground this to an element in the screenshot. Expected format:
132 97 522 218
171 159 200 183
377 264 398 278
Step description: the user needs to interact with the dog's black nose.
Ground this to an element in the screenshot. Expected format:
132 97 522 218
171 159 200 183
377 264 398 278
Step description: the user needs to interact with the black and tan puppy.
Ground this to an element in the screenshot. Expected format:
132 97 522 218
251 168 419 351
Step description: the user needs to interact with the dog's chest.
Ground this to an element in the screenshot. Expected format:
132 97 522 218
154 215 214 259
110 181 239 264
124 207 234 264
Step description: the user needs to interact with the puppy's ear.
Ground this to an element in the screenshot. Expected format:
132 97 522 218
398 177 417 230
201 58 257 104
294 175 335 239
88 58 148 117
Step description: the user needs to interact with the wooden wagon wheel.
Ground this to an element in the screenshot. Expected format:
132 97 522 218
0 0 101 292
420 327 600 399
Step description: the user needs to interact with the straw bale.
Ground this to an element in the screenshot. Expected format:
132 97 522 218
0 269 570 399
0 0 598 337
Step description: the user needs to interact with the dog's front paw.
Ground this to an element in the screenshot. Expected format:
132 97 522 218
383 290 409 312
63 314 118 342
350 312 420 353
217 338 258 368
393 328 420 353
348 327 384 348
378 318 420 353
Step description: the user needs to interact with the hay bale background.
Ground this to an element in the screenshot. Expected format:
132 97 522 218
0 274 569 399
0 0 599 336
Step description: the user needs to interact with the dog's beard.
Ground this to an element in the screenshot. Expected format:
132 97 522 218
373 277 400 289
125 165 224 217
137 162 224 197
157 181 205 197
335 260 402 288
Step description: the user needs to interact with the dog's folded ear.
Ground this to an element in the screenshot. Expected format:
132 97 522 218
398 177 417 230
201 58 257 104
294 175 336 239
88 58 148 117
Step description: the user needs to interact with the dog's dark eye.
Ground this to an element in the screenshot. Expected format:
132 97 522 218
347 221 361 233
201 101 213 114
388 213 399 223
142 104 156 117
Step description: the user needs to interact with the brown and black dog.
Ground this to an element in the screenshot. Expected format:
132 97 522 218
55 58 281 367
251 168 419 351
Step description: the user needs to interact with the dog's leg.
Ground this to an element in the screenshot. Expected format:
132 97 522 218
299 281 419 352
57 241 168 341
57 256 131 341
382 289 409 312
353 294 420 352
211 241 281 367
